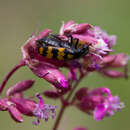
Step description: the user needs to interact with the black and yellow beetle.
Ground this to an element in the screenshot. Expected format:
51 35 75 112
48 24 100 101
36 34 90 61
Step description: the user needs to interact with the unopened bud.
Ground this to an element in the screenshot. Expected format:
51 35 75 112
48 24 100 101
6 80 35 97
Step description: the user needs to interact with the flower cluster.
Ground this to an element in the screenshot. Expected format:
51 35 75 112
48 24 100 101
75 87 124 120
0 80 57 124
0 20 129 130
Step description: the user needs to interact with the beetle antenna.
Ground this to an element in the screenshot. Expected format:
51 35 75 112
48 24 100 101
75 38 79 49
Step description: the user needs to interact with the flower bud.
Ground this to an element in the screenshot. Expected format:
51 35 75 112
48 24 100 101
0 98 8 111
102 54 128 68
8 104 23 123
36 29 52 40
59 20 75 35
102 69 123 78
6 80 34 97
10 97 36 116
44 90 59 99
75 88 88 100
72 23 92 34
110 54 128 68
30 61 68 89
59 21 92 36
72 34 97 44
102 55 116 64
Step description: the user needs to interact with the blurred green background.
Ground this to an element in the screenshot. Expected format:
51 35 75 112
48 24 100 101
0 0 130 130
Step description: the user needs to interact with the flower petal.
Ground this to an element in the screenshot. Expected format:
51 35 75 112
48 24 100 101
0 98 8 111
30 60 68 89
8 104 23 122
94 104 106 120
72 23 92 34
33 94 57 125
102 69 123 78
10 97 36 116
36 29 52 40
72 34 97 44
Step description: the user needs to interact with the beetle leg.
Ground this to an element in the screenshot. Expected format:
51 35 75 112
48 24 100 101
68 35 79 49
81 44 89 55
74 38 79 49
50 34 61 41
68 34 73 45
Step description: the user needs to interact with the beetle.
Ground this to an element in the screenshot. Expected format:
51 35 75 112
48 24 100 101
36 34 90 61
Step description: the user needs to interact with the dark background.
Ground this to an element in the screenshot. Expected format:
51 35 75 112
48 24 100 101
0 0 130 130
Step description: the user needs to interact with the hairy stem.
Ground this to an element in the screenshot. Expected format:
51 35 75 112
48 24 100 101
0 61 25 94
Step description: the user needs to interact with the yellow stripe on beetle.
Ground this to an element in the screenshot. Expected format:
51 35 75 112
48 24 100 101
46 46 53 59
57 48 65 60
78 40 86 48
72 39 86 48
39 47 44 55
67 54 73 59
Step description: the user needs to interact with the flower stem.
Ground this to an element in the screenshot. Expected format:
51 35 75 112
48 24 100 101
66 75 83 101
53 105 66 130
52 73 86 130
0 61 25 94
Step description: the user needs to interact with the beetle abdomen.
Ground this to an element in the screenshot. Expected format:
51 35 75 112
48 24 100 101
37 44 76 60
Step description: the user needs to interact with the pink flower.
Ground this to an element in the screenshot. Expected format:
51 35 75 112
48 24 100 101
59 20 92 35
0 81 57 124
30 60 68 89
33 94 57 125
59 21 115 56
21 29 68 90
94 96 124 120
59 21 96 44
0 80 35 122
0 20 128 128
75 87 124 120
98 54 129 78
20 21 119 91
90 26 116 47
58 21 117 74
102 54 128 68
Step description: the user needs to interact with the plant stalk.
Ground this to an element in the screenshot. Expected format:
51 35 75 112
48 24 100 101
52 73 86 130
53 105 66 130
0 61 25 94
